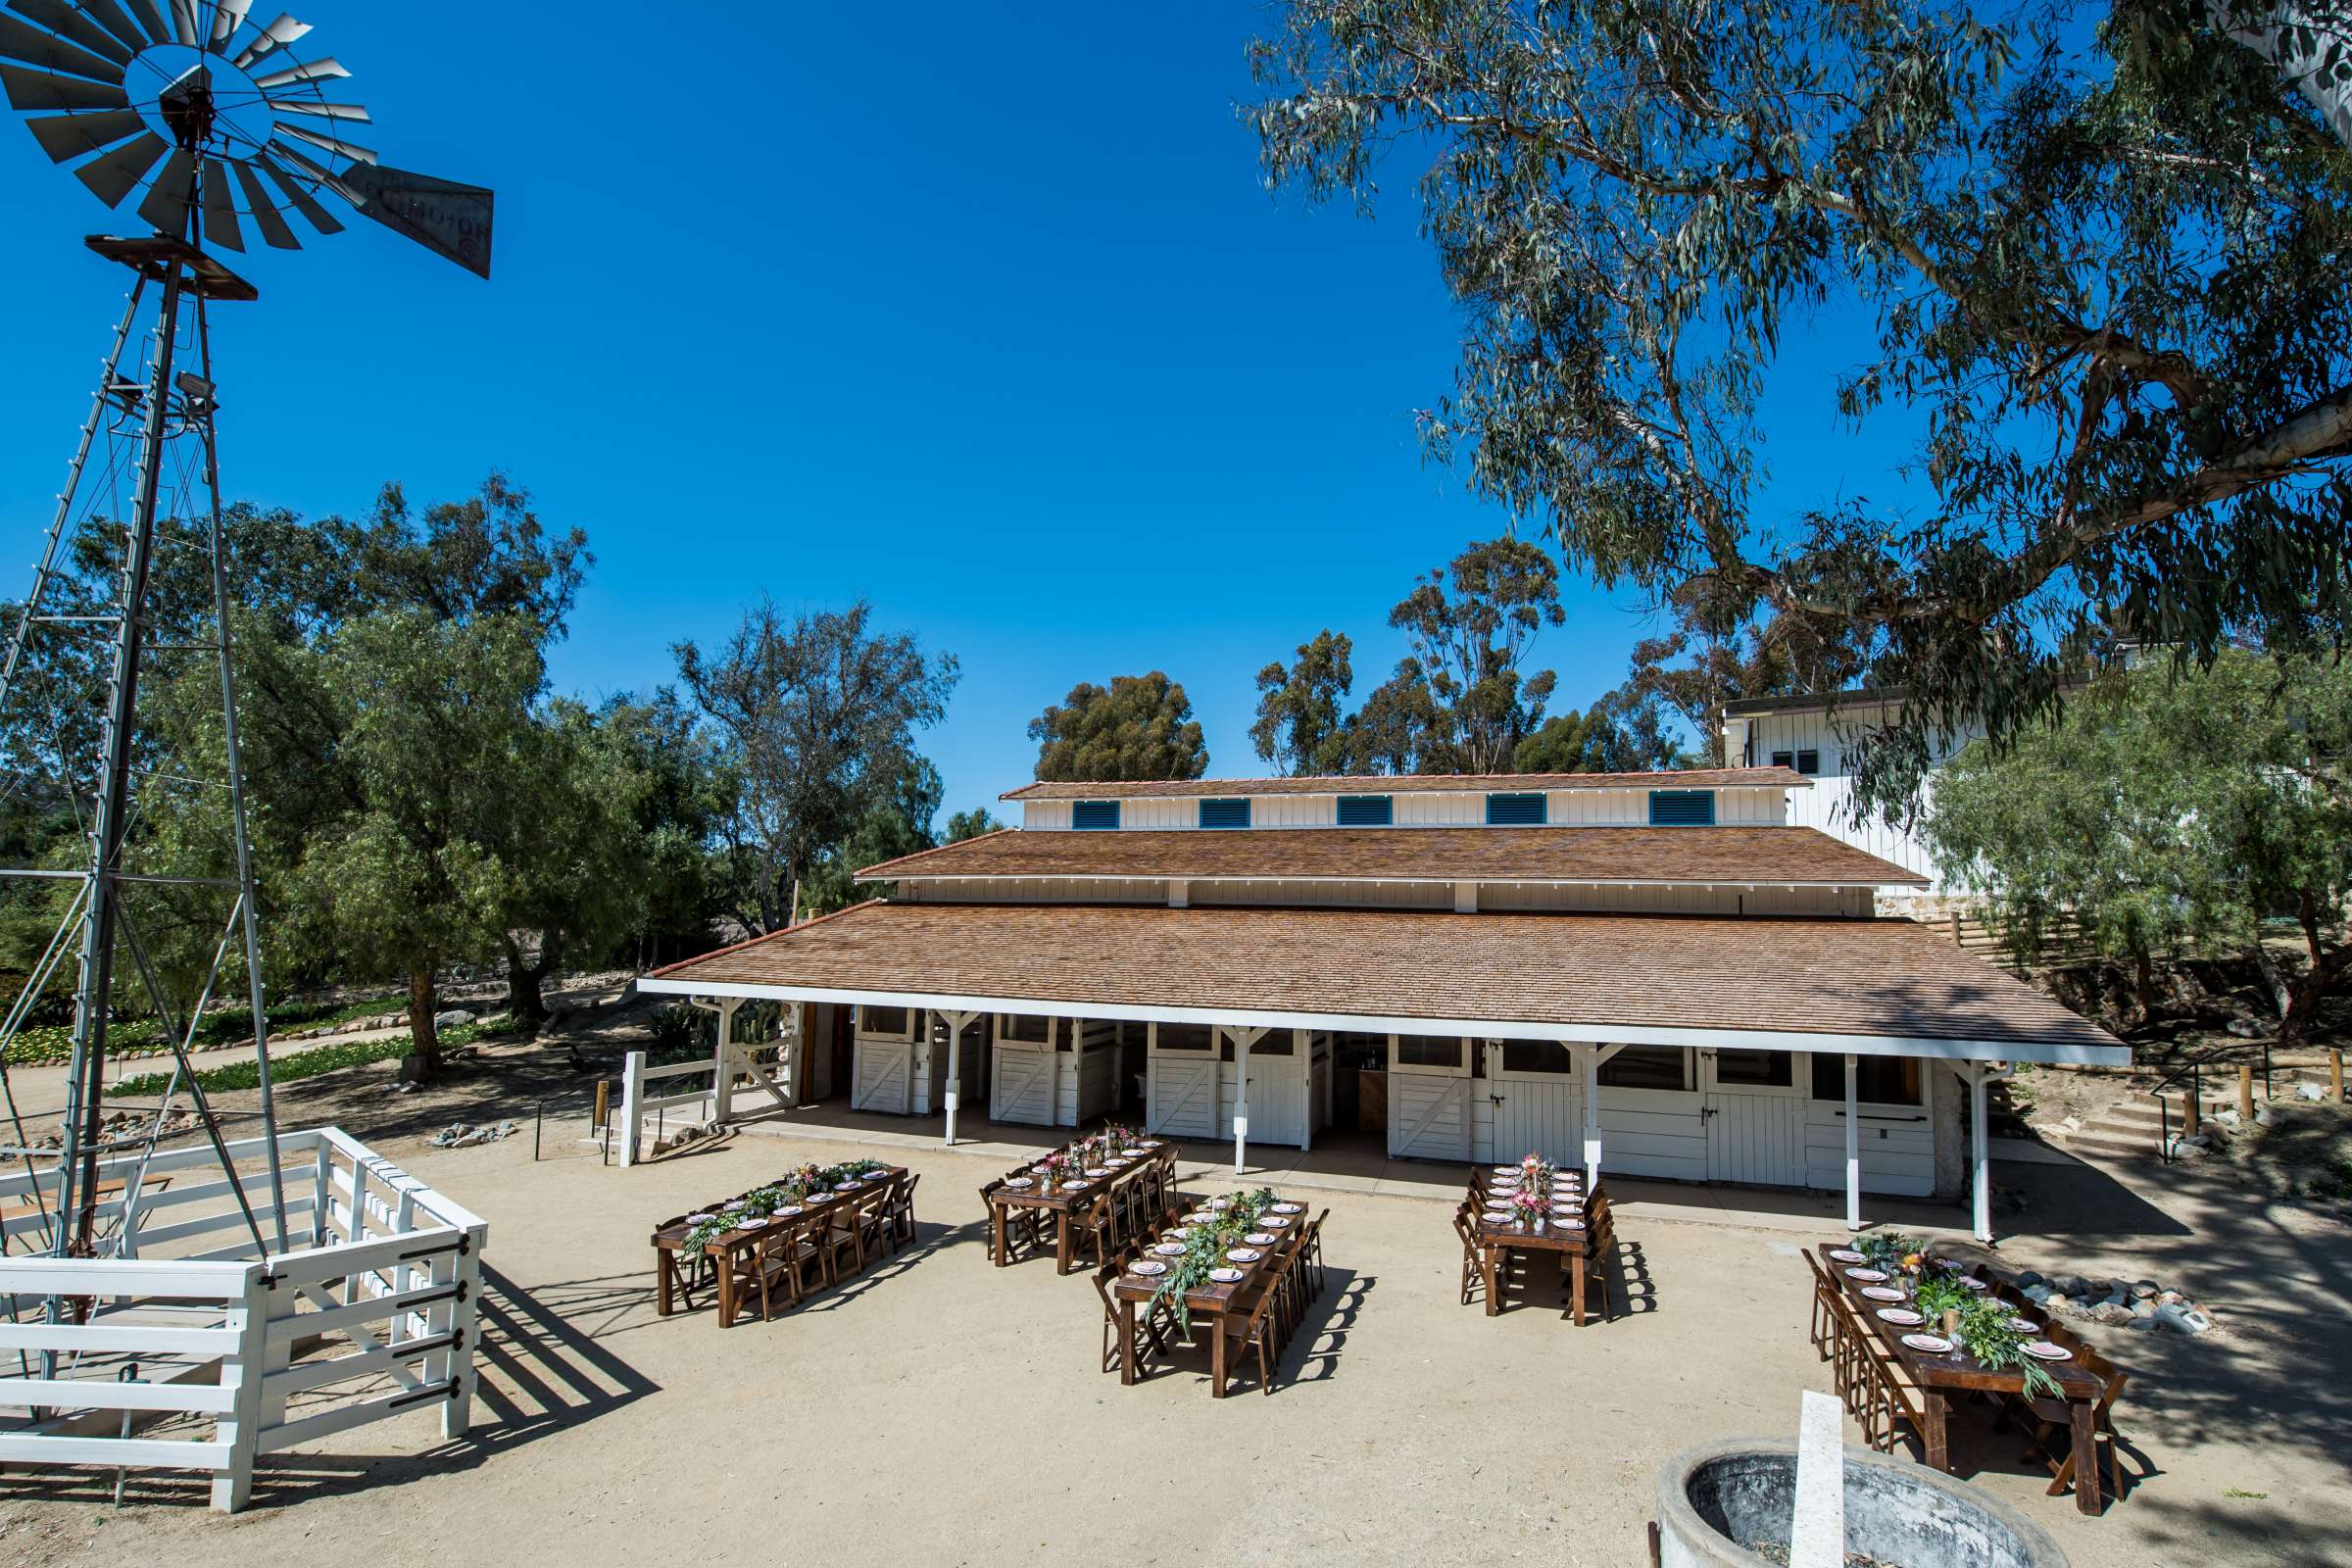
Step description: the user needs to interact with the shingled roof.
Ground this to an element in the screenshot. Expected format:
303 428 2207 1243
645 902 2124 1063
859 826 1928 887
999 767 1808 801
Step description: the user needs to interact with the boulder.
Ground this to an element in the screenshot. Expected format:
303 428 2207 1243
2017 1269 2045 1290
433 1008 475 1030
2157 1289 2188 1307
2091 1301 2135 1327
2131 1279 2159 1299
2155 1302 2213 1335
2299 1082 2326 1102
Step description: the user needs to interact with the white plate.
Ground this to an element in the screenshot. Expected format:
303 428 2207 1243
1226 1249 1262 1263
1876 1308 1926 1326
1492 1166 1518 1175
1084 1167 1109 1178
1138 1140 1160 1149
1166 1226 1194 1240
1827 1249 1867 1263
1844 1268 1889 1282
2023 1341 2074 1361
2006 1315 2037 1334
1030 1165 1052 1175
1261 1216 1292 1228
1270 1203 1302 1214
1556 1219 1586 1230
1064 1181 1091 1191
1105 1158 1131 1167
1128 1260 1169 1277
1152 1241 1185 1256
686 1212 715 1224
1860 1286 1905 1302
1958 1276 1990 1291
1002 1177 1032 1189
1208 1267 1245 1284
1244 1232 1275 1246
776 1205 803 1217
1901 1333 1953 1354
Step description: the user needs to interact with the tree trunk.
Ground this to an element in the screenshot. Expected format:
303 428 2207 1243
408 968 442 1079
2281 889 2346 1046
504 935 558 1021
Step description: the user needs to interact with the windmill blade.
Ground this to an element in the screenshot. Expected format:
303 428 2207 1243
25 105 143 162
73 0 153 55
0 16 127 85
265 136 356 201
272 119 371 164
7 1 136 67
167 0 197 46
229 155 298 248
254 147 341 233
333 161 493 279
198 156 242 250
134 143 195 235
73 126 164 204
208 0 251 53
266 93 368 122
231 11 307 70
250 53 344 90
1 61 128 112
118 0 170 46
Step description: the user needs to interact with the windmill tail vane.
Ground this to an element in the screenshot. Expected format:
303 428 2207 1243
2 0 493 275
0 3 494 1266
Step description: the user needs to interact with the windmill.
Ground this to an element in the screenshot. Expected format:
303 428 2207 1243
0 3 494 1265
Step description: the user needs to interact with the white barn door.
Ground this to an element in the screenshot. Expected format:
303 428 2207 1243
851 1039 911 1114
1147 1021 1219 1139
1240 1029 1306 1149
991 1044 1054 1126
1388 1033 1471 1161
1702 1049 1808 1186
1490 1041 1583 1165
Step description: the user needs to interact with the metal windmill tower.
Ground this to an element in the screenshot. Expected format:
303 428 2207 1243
0 3 493 1263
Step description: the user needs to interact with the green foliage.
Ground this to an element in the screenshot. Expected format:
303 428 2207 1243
1249 0 2352 817
944 807 1004 842
2 994 399 1066
1924 649 2352 1037
802 758 944 914
1028 671 1209 781
1251 630 1358 775
676 598 957 934
1148 1186 1282 1335
101 1014 522 1100
1513 701 1684 774
1619 584 1872 765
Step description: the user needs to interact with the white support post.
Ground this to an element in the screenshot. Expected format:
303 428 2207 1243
1969 1064 2000 1245
210 1265 268 1512
1297 1028 1313 1155
1844 1054 1862 1232
1585 1044 1624 1184
442 1222 486 1439
618 1049 646 1168
936 1008 979 1147
710 998 741 1127
1229 1025 1266 1175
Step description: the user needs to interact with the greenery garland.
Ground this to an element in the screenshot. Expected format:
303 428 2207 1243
1147 1186 1279 1336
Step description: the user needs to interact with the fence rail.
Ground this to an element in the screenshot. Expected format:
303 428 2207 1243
0 1125 486 1511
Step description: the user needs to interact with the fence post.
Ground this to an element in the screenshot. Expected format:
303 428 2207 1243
619 1050 646 1168
444 1222 487 1440
210 1264 269 1513
2332 1049 2345 1104
2237 1064 2255 1121
2182 1069 2201 1140
712 1000 740 1128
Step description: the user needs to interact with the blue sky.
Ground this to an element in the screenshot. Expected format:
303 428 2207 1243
0 2 1907 822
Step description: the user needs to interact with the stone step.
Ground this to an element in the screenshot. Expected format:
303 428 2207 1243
2064 1129 2161 1160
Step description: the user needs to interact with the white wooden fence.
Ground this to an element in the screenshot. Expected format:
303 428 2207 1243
0 1125 486 1511
615 1000 794 1165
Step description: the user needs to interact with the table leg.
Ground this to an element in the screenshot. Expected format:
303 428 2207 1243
1571 1248 1587 1327
1923 1390 1951 1473
991 1202 1005 1267
656 1249 673 1317
1482 1247 1499 1317
1119 1298 1138 1386
715 1250 736 1330
1211 1310 1228 1398
1055 1211 1073 1275
2070 1399 2104 1514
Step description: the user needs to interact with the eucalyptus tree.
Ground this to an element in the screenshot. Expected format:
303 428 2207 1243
1250 0 2352 814
1028 672 1210 781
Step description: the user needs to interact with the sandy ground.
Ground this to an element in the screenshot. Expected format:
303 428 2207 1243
0 1078 2345 1568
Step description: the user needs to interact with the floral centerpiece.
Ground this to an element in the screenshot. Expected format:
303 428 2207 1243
1150 1187 1279 1334
1505 1187 1548 1229
1953 1296 2061 1396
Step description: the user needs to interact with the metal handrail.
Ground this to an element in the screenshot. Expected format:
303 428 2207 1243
2150 1038 2273 1162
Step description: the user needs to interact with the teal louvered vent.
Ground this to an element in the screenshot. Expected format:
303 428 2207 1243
1337 794 1394 827
1485 792 1546 826
1648 789 1716 826
1199 798 1250 829
1071 800 1121 830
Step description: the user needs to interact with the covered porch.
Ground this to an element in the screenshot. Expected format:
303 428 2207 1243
636 901 2129 1243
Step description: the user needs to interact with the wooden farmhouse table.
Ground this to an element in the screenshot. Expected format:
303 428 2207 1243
1108 1192 1309 1397
1814 1245 2112 1514
649 1166 905 1328
987 1139 1177 1274
1469 1168 1602 1324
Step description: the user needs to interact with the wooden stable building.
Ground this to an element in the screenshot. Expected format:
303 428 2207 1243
640 768 2128 1239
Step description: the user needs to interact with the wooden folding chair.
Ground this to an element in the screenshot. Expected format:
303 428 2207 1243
1222 1254 1295 1396
1453 1202 1488 1307
886 1172 919 1249
1802 1250 1839 1362
1093 1250 1171 1376
1069 1190 1117 1270
817 1196 865 1282
2011 1348 2128 1502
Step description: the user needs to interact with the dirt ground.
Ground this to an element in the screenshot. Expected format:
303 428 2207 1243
0 1026 2345 1568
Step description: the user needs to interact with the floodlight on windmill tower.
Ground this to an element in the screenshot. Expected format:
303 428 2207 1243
0 2 494 1266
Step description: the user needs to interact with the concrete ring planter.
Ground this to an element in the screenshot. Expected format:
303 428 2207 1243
1656 1439 2065 1568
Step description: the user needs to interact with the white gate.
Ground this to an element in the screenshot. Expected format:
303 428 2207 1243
851 1038 912 1113
1489 1041 1584 1164
1389 1072 1469 1160
1241 1032 1306 1149
991 1044 1054 1125
1702 1049 1808 1185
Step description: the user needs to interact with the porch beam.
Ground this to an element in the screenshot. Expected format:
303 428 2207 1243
1226 1024 1268 1174
935 1008 981 1147
1583 1044 1626 1185
1955 1062 2006 1245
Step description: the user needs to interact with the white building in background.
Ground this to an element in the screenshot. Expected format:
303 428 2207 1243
1720 690 1985 899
